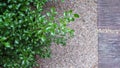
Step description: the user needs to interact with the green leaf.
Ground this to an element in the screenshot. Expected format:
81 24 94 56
46 27 51 31
63 12 67 16
69 17 75 21
0 18 3 22
0 37 7 41
15 40 19 44
50 8 55 13
69 10 73 13
46 12 51 16
41 36 46 42
74 14 79 18
4 42 11 48
61 0 65 2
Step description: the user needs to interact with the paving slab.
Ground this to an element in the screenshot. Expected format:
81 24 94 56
98 33 120 68
98 0 120 29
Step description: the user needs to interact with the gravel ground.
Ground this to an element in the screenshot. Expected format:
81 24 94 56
38 0 98 68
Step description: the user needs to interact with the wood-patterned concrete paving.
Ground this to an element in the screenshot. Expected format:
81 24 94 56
98 33 120 68
98 0 120 29
98 0 120 68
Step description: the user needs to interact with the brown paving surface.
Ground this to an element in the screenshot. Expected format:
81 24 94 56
98 33 120 68
40 0 120 68
98 0 120 29
38 0 98 68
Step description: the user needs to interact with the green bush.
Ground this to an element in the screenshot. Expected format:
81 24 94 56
0 0 79 68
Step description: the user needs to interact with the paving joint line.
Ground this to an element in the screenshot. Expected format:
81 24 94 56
98 29 120 34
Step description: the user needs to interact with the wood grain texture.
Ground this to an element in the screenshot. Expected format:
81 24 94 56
98 0 120 29
98 33 120 68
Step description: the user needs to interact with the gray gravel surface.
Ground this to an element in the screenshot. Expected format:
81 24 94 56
38 0 98 68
